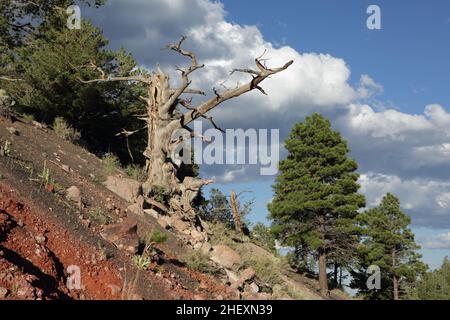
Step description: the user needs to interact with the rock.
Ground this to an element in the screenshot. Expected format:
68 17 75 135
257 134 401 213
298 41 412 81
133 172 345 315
171 217 190 234
104 176 141 203
245 282 259 294
226 270 243 289
127 204 142 216
242 242 280 265
61 164 71 173
101 218 140 254
6 127 18 135
191 229 205 242
0 287 8 299
193 242 203 250
240 267 256 282
66 186 82 205
210 245 241 270
241 291 271 301
200 242 212 255
31 120 46 129
157 218 169 229
143 209 159 219
107 284 121 296
35 234 46 244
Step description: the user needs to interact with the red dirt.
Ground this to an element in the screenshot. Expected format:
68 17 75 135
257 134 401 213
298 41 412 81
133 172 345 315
0 185 122 300
0 118 239 300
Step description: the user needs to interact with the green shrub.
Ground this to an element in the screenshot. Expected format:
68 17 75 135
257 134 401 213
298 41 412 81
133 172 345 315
149 185 171 204
184 250 220 275
125 164 147 182
21 113 35 123
88 208 111 225
102 153 120 175
208 222 240 247
133 255 151 271
144 229 168 245
52 117 81 142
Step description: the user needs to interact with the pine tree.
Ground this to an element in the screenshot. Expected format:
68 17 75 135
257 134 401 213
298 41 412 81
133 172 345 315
269 113 365 295
1 1 104 79
351 193 427 300
2 18 147 162
407 257 450 300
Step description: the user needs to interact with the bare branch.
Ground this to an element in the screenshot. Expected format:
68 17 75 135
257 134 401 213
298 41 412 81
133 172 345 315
201 115 225 133
230 68 259 76
162 36 205 112
182 88 206 95
78 61 150 84
181 58 293 125
0 76 23 82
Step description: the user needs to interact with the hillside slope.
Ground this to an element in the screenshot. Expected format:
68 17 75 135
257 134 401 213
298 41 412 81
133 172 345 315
0 116 344 300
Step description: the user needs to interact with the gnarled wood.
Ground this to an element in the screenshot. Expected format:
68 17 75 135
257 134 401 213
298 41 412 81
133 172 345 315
80 37 293 220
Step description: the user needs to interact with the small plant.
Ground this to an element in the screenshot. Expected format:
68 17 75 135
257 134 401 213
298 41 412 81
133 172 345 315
184 250 220 275
149 186 171 204
11 282 20 297
88 208 111 225
97 241 109 261
0 140 12 157
134 229 168 269
102 153 120 175
240 254 283 286
133 255 152 271
52 117 81 142
38 160 54 187
125 164 147 182
144 229 168 245
21 113 35 123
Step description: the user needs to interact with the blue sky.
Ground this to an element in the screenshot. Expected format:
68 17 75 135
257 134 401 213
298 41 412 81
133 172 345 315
86 0 450 270
221 0 450 114
211 0 450 269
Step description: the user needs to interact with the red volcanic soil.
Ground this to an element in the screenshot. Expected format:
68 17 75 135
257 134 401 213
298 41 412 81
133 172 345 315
0 185 122 300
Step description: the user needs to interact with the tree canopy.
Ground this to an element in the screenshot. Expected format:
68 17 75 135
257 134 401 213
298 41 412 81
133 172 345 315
269 113 365 295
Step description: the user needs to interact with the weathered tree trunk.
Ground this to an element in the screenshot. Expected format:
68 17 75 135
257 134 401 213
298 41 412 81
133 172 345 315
318 249 328 296
81 37 293 222
333 263 339 289
230 191 242 234
392 249 399 300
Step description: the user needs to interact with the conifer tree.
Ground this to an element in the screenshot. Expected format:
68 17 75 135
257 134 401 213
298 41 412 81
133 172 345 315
351 193 427 300
411 257 450 300
269 113 365 295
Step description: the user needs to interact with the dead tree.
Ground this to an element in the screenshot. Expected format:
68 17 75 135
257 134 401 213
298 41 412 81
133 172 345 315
230 191 242 235
80 37 293 220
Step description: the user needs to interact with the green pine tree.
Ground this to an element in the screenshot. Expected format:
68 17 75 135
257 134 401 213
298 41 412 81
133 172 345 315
415 257 450 300
351 193 427 300
1 1 104 79
2 17 148 163
269 113 365 295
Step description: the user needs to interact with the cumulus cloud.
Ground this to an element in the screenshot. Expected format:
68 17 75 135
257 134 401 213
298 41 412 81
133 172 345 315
85 0 450 229
359 172 450 228
337 103 450 181
419 232 450 250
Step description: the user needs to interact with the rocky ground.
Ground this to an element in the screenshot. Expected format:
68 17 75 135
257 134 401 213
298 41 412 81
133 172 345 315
0 116 346 300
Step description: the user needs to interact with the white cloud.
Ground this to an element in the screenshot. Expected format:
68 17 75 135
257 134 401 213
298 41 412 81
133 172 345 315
420 232 450 249
87 0 450 230
359 172 450 227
